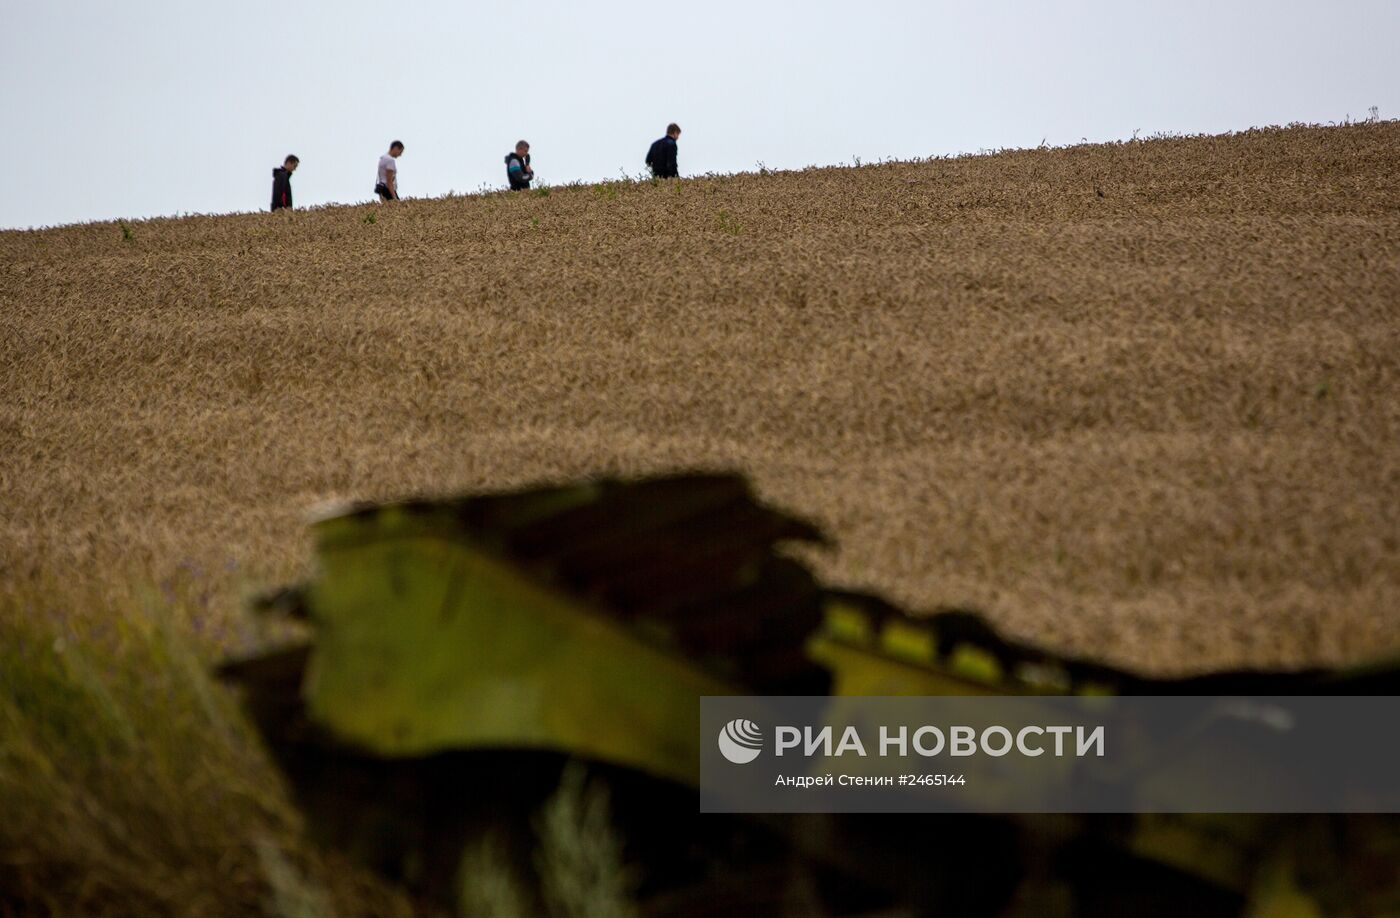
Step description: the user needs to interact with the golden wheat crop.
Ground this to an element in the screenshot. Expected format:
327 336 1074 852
2 122 1398 674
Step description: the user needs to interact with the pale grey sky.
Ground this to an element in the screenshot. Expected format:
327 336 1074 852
2 0 1396 229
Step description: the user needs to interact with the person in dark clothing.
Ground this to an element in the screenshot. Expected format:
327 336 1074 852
646 123 681 178
271 155 299 211
505 140 533 190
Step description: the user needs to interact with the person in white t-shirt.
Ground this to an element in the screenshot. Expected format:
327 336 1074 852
375 141 404 201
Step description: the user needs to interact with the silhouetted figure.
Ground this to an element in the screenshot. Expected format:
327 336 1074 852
271 155 298 211
505 140 533 191
646 123 682 178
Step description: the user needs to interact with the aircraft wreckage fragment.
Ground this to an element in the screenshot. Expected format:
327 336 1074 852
221 472 1400 917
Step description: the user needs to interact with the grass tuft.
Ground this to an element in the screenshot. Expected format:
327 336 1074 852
0 582 412 917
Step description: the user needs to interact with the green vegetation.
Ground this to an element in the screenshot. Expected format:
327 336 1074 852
532 765 637 918
459 765 638 918
0 581 410 917
0 576 640 916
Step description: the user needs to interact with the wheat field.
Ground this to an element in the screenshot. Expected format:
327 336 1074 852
2 122 1398 674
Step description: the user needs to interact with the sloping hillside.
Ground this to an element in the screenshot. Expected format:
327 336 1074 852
2 122 1398 673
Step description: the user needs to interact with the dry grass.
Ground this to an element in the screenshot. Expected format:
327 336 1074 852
0 579 416 917
2 122 1398 674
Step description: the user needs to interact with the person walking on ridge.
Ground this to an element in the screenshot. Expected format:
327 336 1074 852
646 123 681 178
271 155 298 211
505 140 534 191
375 141 404 201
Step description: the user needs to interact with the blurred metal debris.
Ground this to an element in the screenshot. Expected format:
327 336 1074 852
222 472 1400 918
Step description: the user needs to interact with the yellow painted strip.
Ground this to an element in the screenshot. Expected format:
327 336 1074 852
880 619 937 663
947 645 1003 685
822 602 875 645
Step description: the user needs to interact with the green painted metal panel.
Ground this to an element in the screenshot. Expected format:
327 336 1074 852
302 526 735 786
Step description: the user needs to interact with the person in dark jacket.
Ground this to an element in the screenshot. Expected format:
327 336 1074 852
271 155 299 211
645 123 681 178
505 140 533 190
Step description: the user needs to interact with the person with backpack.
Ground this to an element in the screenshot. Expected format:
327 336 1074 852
375 140 404 201
271 155 298 211
505 140 533 191
646 123 681 178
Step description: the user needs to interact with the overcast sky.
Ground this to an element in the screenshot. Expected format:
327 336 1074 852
2 1 1397 229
